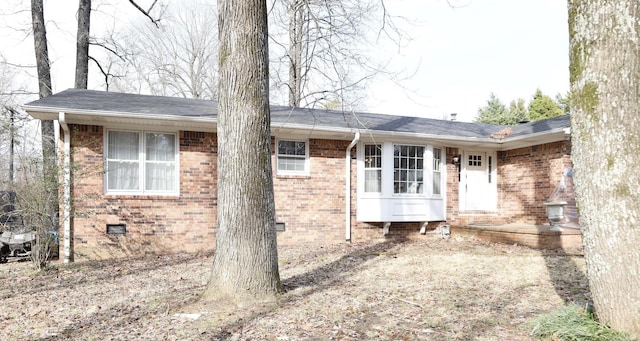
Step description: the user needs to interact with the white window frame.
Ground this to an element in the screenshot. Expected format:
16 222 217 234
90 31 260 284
432 147 443 196
393 144 426 196
363 144 383 193
104 129 180 196
358 142 445 198
276 139 310 176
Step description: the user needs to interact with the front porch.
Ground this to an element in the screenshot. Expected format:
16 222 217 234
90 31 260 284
451 223 582 252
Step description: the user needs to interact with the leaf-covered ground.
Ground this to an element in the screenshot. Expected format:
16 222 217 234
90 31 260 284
0 235 588 340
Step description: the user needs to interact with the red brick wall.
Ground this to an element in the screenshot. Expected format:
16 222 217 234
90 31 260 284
447 141 572 226
67 126 217 260
273 139 351 245
67 127 362 258
497 141 572 224
65 123 571 260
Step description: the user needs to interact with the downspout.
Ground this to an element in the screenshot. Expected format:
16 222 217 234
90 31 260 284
345 131 360 242
58 112 72 263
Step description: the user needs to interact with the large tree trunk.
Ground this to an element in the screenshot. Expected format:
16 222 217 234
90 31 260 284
75 0 91 89
568 0 640 336
203 0 282 302
31 0 56 174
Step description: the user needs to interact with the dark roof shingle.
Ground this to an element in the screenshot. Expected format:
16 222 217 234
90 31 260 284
24 88 570 141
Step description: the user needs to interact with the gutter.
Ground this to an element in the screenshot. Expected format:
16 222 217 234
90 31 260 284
58 112 72 263
345 131 360 242
25 107 571 150
23 106 215 122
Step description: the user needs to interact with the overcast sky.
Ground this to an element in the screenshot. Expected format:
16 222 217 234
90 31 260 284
1 0 569 122
367 0 570 121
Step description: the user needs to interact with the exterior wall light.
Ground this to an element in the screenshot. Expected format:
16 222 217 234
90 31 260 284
452 155 461 165
452 154 462 181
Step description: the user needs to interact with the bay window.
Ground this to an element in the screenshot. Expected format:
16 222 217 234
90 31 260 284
358 142 445 197
357 142 446 222
106 130 178 194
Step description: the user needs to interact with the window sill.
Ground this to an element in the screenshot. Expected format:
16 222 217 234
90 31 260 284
103 193 180 200
276 174 311 180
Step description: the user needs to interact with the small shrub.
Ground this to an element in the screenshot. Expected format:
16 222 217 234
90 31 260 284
530 304 634 341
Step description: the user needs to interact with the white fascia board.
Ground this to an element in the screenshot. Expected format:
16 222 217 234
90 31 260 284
497 128 570 150
25 106 571 148
270 123 356 140
23 107 217 131
24 106 215 122
357 130 499 147
272 124 505 147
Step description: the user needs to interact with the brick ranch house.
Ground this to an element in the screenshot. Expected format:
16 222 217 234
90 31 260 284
24 89 572 261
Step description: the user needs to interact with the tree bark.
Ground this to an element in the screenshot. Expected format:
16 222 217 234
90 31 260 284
30 0 55 162
31 0 61 262
31 0 51 99
75 0 91 89
288 0 303 107
568 0 640 336
203 0 282 302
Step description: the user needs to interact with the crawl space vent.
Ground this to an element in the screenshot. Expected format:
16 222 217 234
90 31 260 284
106 224 126 235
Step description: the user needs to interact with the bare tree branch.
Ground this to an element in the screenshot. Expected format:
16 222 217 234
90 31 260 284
0 91 38 96
269 0 412 110
88 55 120 91
89 40 127 61
106 1 217 99
128 0 161 27
0 61 36 68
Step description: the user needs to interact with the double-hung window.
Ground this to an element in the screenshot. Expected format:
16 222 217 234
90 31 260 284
106 130 178 194
394 145 425 194
432 148 442 195
364 144 382 193
276 140 309 175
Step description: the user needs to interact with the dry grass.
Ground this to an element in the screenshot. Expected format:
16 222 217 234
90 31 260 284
0 235 589 340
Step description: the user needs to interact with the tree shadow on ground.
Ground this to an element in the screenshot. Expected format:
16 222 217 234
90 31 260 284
0 252 204 300
282 239 404 292
542 247 591 305
205 239 406 339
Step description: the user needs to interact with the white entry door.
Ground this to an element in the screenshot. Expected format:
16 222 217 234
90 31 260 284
464 152 488 210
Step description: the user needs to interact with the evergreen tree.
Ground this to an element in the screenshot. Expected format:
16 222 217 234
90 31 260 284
475 93 509 124
528 88 564 121
508 98 529 123
476 93 528 125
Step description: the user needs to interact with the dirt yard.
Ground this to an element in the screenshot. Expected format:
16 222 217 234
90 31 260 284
0 235 588 340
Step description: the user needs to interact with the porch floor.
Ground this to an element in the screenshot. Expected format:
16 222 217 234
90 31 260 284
451 223 582 253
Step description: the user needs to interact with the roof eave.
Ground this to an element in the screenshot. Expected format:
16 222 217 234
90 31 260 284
497 127 571 150
24 106 572 148
24 106 217 131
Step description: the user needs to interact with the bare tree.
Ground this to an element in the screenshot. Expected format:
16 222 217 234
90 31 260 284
568 0 640 336
73 0 166 91
0 62 26 185
202 0 282 302
103 0 405 108
107 1 218 99
269 0 404 109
